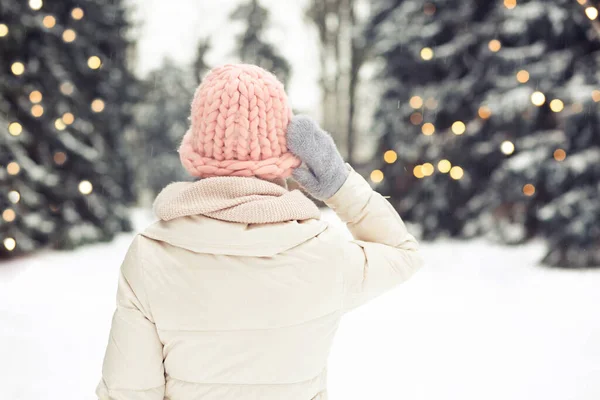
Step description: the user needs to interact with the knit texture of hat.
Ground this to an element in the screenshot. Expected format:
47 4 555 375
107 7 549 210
179 64 300 180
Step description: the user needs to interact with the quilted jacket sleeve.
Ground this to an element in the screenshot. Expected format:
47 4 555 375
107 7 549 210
96 236 166 400
325 167 424 311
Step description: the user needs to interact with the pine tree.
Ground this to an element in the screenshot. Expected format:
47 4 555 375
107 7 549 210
230 0 291 86
369 0 600 267
0 0 138 257
193 38 211 85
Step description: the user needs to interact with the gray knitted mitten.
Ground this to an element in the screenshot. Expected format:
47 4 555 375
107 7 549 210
286 115 350 201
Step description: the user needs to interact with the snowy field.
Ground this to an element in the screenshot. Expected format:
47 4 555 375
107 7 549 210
1 209 599 400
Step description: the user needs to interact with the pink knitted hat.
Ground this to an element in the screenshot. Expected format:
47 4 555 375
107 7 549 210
179 64 300 180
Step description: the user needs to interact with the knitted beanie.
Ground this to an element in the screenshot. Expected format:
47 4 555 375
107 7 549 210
179 64 300 180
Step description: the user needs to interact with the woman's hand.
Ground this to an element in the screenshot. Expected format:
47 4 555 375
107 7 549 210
286 115 349 201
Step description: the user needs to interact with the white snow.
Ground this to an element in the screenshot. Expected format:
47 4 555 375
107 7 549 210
1 209 600 400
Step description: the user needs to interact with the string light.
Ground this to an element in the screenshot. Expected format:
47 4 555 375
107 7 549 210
384 150 398 164
2 209 15 222
29 0 43 11
437 159 451 173
450 166 464 180
42 15 55 28
55 119 66 131
500 140 515 155
585 7 598 20
54 152 67 165
0 24 8 37
425 97 438 109
422 163 434 176
91 99 105 112
3 238 16 251
88 56 102 69
60 82 74 95
410 112 423 125
71 7 84 20
413 165 425 179
370 170 384 183
420 47 434 60
549 99 564 112
424 3 436 15
504 0 517 9
478 105 492 119
592 90 600 102
29 90 42 103
409 96 423 109
523 184 535 196
488 39 502 52
62 29 77 42
31 105 44 117
7 162 20 175
577 0 586 4
422 122 435 136
8 191 20 204
530 91 546 106
553 149 566 161
62 112 75 125
8 122 22 136
11 62 25 76
516 70 529 83
451 121 466 135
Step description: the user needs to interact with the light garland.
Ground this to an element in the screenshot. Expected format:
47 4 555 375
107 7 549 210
3 238 16 251
523 184 535 196
370 170 384 183
0 24 8 37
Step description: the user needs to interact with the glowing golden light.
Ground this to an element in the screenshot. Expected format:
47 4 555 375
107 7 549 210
7 162 20 175
29 90 42 103
504 0 517 9
384 150 398 164
422 122 435 136
88 56 102 69
0 24 8 37
516 70 529 83
91 99 105 112
577 0 586 4
79 180 93 195
370 170 384 183
585 7 598 20
410 112 423 125
409 96 423 109
420 47 434 61
55 119 66 131
592 90 600 102
62 112 75 125
8 122 22 136
54 152 67 165
488 39 502 52
71 7 84 20
422 163 434 176
60 82 74 95
523 184 535 196
501 140 515 155
31 105 44 117
413 165 425 179
549 99 564 113
62 29 76 42
2 209 15 222
43 15 55 28
8 191 20 204
11 62 25 76
29 0 43 11
530 91 546 106
425 97 438 109
4 237 16 251
451 121 466 135
450 166 464 180
437 159 451 173
478 105 492 119
553 149 566 161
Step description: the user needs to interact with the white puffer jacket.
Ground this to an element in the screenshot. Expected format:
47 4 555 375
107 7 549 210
96 170 423 400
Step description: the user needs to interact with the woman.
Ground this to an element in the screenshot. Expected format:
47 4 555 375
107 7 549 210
96 64 423 400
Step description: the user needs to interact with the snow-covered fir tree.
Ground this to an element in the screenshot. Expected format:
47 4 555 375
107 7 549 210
369 0 600 267
0 0 138 257
230 0 291 85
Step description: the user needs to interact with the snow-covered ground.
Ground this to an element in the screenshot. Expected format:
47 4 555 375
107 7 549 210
1 209 599 400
